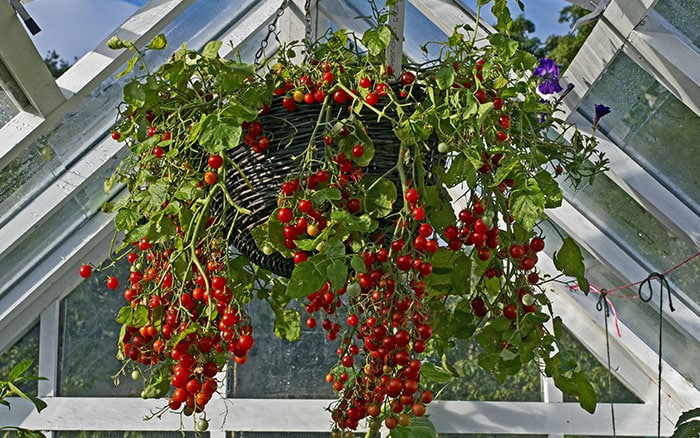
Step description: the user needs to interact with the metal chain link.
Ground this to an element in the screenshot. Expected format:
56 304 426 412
255 0 289 64
304 0 313 51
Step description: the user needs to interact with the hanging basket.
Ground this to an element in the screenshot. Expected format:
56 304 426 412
215 91 438 278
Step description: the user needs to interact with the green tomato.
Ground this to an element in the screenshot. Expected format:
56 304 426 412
197 418 209 431
346 282 361 297
437 142 449 153
521 293 536 306
131 369 142 380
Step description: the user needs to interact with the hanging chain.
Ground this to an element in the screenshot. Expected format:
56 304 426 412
255 0 290 64
303 0 314 57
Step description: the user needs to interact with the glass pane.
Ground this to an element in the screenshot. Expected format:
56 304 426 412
563 172 700 307
0 160 121 300
228 300 336 399
539 221 700 390
432 341 542 401
559 329 642 404
654 0 700 46
580 52 700 208
0 89 19 127
0 322 40 396
58 258 141 397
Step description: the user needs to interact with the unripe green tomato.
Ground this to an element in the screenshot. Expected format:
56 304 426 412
437 142 449 153
262 244 274 256
131 369 142 380
197 418 209 431
521 293 536 306
347 282 361 297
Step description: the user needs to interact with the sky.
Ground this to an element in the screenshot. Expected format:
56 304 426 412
24 0 146 61
23 0 572 63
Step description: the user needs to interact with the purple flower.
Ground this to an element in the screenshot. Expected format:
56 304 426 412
534 58 563 95
593 103 611 128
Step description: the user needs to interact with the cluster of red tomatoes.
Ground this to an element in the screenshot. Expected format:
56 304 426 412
80 232 255 419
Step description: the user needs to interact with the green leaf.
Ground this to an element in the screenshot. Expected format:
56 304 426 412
390 416 437 438
350 254 367 274
123 80 146 106
330 210 377 233
146 34 167 50
132 304 149 327
326 259 348 289
553 237 588 292
509 177 545 231
115 54 139 79
435 65 455 90
553 370 597 414
16 428 47 438
287 260 327 299
116 306 132 324
274 308 301 341
362 26 392 57
438 152 476 188
7 359 33 382
141 366 170 398
362 175 397 218
420 362 455 384
7 383 47 413
422 185 456 233
198 115 243 153
324 237 346 258
488 33 519 59
201 40 222 58
106 36 128 50
677 408 700 426
535 170 563 208
310 187 342 205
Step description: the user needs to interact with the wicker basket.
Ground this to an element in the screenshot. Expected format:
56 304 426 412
215 92 437 278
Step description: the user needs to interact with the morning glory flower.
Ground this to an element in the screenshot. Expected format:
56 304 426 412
534 58 563 95
593 103 611 128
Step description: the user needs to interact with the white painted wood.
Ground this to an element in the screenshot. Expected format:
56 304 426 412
0 0 64 116
410 0 493 40
560 18 623 115
217 0 291 60
624 10 700 116
37 301 60 397
386 0 406 80
0 397 677 435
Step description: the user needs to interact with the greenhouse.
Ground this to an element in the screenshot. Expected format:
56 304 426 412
0 0 698 437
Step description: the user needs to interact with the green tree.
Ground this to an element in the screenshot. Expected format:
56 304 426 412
42 50 74 78
510 14 545 60
543 5 597 70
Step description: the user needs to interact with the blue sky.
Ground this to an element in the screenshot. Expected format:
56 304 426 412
24 0 572 62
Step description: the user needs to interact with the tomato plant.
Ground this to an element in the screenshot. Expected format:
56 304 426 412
88 3 609 432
